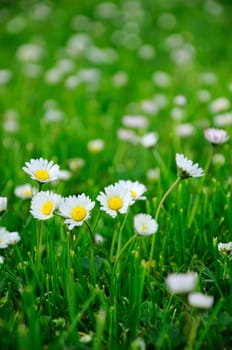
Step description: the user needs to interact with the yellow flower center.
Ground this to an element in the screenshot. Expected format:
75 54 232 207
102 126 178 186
108 197 123 210
42 201 54 215
22 189 32 196
130 189 137 199
141 224 148 232
71 206 86 221
35 169 49 181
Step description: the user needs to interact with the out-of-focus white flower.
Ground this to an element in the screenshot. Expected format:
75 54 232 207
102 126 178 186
14 184 37 199
173 95 186 107
201 72 217 86
154 93 169 109
0 197 7 212
112 71 128 87
157 13 176 30
197 89 211 103
95 2 118 19
23 158 60 183
166 272 198 294
214 112 232 127
141 100 159 115
68 158 85 171
0 69 12 84
134 214 158 236
176 154 204 179
97 182 131 218
138 44 155 60
140 132 158 148
16 43 45 62
44 68 63 85
171 45 195 65
209 97 230 113
171 107 185 121
95 233 104 244
212 153 225 166
218 242 232 254
117 128 139 144
147 168 160 182
188 292 214 309
152 71 170 88
0 227 20 248
58 170 71 181
0 256 4 264
30 191 62 220
30 3 52 21
22 63 42 78
117 180 147 204
176 123 195 138
204 128 229 145
59 194 95 230
122 115 149 129
6 16 26 33
87 139 105 153
43 108 65 123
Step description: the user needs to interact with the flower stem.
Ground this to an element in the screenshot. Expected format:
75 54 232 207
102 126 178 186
85 221 96 285
155 176 181 221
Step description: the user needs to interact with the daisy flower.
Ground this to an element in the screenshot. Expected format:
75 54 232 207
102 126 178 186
14 184 37 199
204 128 229 145
176 153 204 179
30 191 62 220
166 272 198 294
188 292 214 309
23 158 60 183
117 180 147 204
134 214 158 236
218 241 232 255
59 194 95 230
140 132 158 148
0 227 20 248
97 182 132 218
87 139 105 153
0 197 7 212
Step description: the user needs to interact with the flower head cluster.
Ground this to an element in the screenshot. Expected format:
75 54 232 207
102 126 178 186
23 158 60 183
166 272 214 310
176 153 204 179
97 182 131 218
59 194 95 230
204 128 229 145
97 180 147 218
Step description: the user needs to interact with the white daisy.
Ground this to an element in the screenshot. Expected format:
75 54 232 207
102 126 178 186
140 132 158 148
59 194 95 230
23 157 60 183
218 242 232 254
204 128 229 145
188 292 214 309
0 227 20 248
97 183 131 218
166 272 198 294
117 180 147 204
87 139 105 153
0 197 7 212
14 184 37 199
134 214 158 236
175 153 204 179
30 191 62 220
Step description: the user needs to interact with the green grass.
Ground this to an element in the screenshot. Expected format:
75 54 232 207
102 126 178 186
1 0 232 349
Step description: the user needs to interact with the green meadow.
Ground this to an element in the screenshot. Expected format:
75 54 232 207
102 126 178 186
0 0 232 349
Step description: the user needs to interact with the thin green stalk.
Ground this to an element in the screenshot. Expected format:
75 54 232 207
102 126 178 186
85 221 96 285
149 176 181 266
116 210 130 260
155 176 181 221
110 218 120 262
